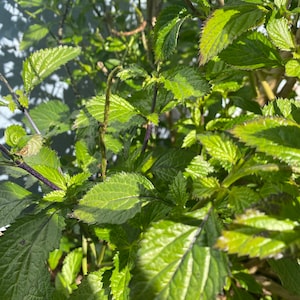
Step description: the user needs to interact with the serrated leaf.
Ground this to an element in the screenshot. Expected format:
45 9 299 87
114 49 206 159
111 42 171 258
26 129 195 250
4 124 26 147
0 212 65 299
16 89 29 108
199 5 266 65
61 248 83 286
167 172 188 208
74 173 155 224
160 67 210 101
184 155 214 179
285 59 300 78
20 24 49 50
75 140 97 172
33 165 66 190
130 209 228 299
216 210 300 258
24 100 70 135
267 17 295 51
0 182 34 227
70 269 109 300
232 117 300 169
154 6 190 62
22 46 81 93
150 149 194 182
16 134 43 157
111 253 131 300
219 31 282 69
193 177 220 199
74 94 139 128
199 133 239 171
228 186 260 213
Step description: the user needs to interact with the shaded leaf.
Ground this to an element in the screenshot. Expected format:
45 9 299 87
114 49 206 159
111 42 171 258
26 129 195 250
219 31 282 69
20 24 49 50
0 212 65 299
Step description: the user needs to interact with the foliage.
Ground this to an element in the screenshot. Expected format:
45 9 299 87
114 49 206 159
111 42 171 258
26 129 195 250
0 0 300 299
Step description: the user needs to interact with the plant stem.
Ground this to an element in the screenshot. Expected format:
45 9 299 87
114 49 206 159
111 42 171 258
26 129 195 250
0 73 41 134
257 71 276 101
99 66 122 180
0 144 61 190
97 241 108 268
82 234 88 275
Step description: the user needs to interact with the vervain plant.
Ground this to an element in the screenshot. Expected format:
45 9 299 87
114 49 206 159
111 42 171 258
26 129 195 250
0 0 300 299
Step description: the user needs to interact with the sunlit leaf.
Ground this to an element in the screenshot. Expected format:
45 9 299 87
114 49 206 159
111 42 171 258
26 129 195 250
4 124 26 147
200 4 266 64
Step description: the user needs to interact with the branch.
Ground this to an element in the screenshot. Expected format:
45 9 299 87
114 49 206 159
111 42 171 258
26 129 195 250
0 144 61 190
0 73 41 134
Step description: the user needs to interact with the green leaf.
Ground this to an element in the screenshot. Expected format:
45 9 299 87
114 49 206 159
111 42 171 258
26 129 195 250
20 24 49 50
4 124 26 147
160 67 211 101
74 94 139 128
0 182 34 227
199 5 266 64
16 134 43 157
22 46 81 93
232 117 300 169
198 133 239 171
110 253 131 300
0 212 65 299
268 258 300 296
219 31 282 69
75 140 97 173
167 172 188 208
61 248 83 286
228 186 260 213
16 89 29 108
154 6 190 62
193 177 220 199
285 59 300 78
150 149 194 182
70 269 109 300
184 155 214 179
216 210 300 258
24 100 70 135
130 209 228 299
74 173 155 224
267 17 295 51
16 0 43 7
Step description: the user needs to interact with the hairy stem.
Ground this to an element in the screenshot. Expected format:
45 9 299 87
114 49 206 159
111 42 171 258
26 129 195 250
99 66 122 180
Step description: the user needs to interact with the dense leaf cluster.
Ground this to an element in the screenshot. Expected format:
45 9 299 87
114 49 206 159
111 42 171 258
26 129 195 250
0 0 300 299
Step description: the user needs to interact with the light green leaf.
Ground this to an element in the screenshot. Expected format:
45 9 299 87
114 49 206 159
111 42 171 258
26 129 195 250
130 209 228 299
61 248 83 286
167 172 188 208
0 212 65 299
16 134 43 157
154 6 190 62
267 17 295 51
74 173 155 224
24 100 70 135
200 5 266 64
48 249 63 271
16 0 43 7
33 165 66 190
111 253 131 300
184 155 214 179
285 59 300 78
199 133 239 171
219 31 282 69
269 258 300 296
22 46 81 93
24 146 61 169
74 94 139 128
20 24 49 50
75 140 97 173
193 177 220 199
70 269 109 300
232 117 300 169
15 90 29 108
160 67 211 101
216 210 300 258
4 124 26 147
0 182 33 227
